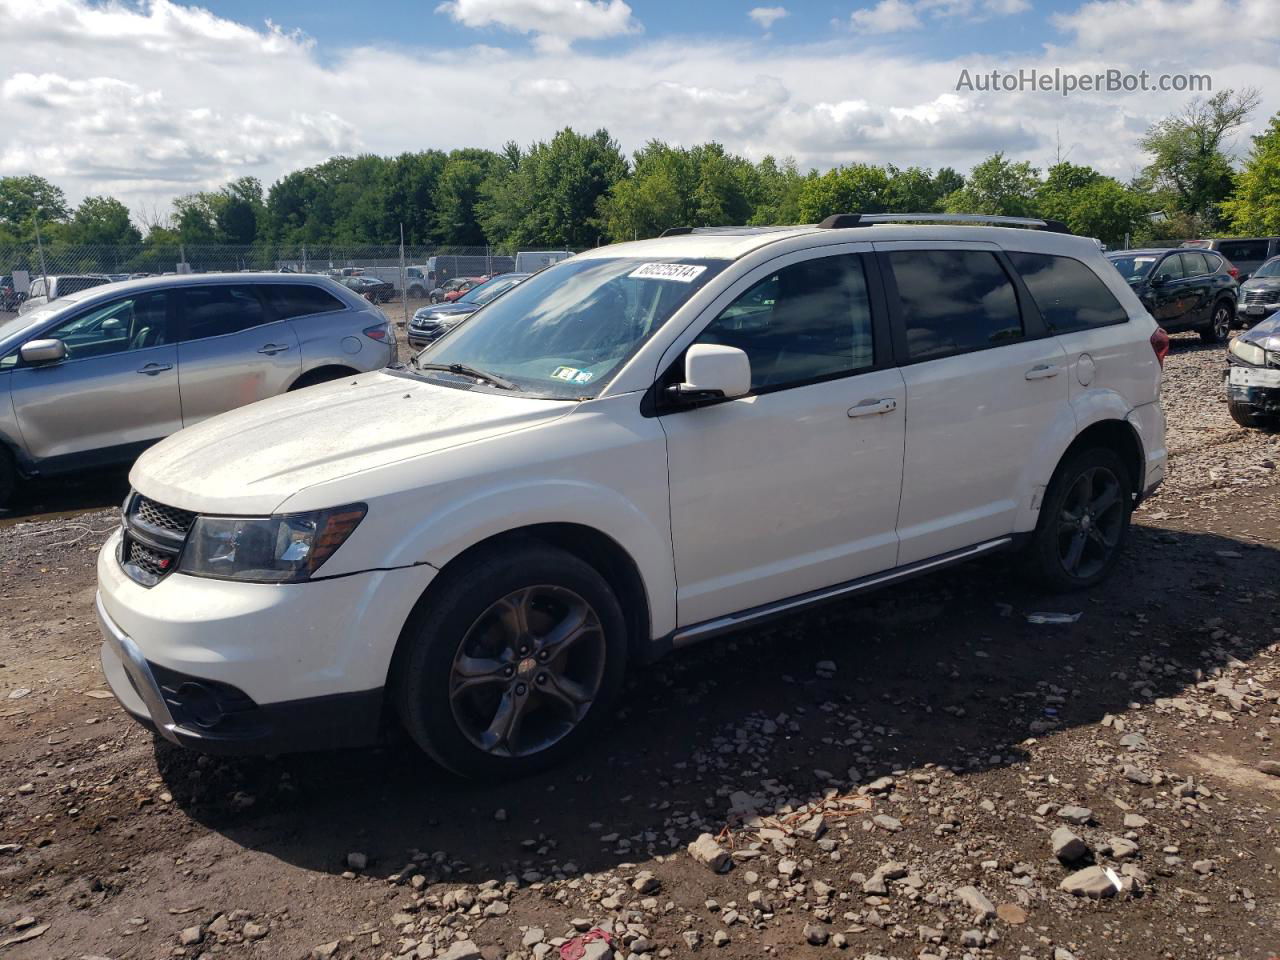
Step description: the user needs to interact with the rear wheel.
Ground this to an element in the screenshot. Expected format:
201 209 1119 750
1029 447 1132 591
1200 301 1233 343
393 542 628 779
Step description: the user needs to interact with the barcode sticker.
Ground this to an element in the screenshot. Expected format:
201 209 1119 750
628 263 708 283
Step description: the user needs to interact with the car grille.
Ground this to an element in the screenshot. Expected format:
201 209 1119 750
133 495 196 536
119 492 196 587
1243 289 1278 305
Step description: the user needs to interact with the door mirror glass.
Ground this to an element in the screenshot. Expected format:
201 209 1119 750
20 338 68 365
675 344 751 402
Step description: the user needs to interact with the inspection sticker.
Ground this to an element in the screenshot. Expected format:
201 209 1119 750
552 366 593 383
628 262 707 283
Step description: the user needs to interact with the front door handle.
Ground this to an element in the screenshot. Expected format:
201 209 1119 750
258 343 291 355
1025 364 1060 380
848 397 897 418
136 362 172 375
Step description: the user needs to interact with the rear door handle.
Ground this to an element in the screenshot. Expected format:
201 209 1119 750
1025 364 1060 380
258 343 291 355
848 398 897 418
136 362 172 375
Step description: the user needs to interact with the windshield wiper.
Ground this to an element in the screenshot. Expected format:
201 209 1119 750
415 362 516 390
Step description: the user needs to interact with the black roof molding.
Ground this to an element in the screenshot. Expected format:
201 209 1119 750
818 213 1072 234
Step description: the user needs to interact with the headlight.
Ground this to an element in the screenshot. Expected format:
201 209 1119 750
1230 338 1267 365
178 504 366 583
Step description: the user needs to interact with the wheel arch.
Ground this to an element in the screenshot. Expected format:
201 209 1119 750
384 522 655 693
289 364 360 390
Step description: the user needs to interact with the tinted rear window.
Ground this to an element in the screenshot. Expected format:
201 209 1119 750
1007 252 1128 333
1218 240 1270 263
1179 252 1210 276
180 285 268 340
886 250 1023 361
262 283 344 320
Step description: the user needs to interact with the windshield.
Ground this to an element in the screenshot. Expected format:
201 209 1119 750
1108 255 1158 282
1253 258 1280 278
416 257 727 399
460 274 525 306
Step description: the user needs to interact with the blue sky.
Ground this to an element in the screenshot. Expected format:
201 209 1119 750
200 0 1063 57
1 0 1276 214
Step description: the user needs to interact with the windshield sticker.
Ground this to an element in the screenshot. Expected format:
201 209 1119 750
628 262 708 283
552 366 594 383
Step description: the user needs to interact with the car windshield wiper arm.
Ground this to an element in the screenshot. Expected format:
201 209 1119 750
415 362 516 390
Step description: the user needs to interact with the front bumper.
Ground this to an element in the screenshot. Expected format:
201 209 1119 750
1237 301 1280 326
1224 360 1280 414
96 528 436 754
98 594 384 754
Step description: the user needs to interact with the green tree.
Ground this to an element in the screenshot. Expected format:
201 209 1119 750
1222 112 1280 235
1138 87 1260 225
434 148 501 245
748 156 806 226
480 128 628 248
943 153 1041 216
67 196 142 245
796 163 893 222
1036 163 1147 245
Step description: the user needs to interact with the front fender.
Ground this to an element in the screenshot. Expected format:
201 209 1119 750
399 479 677 638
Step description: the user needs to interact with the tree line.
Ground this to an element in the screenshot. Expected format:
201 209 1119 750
2 87 1278 257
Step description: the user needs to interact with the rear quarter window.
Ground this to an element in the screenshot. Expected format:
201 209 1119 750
1008 252 1129 333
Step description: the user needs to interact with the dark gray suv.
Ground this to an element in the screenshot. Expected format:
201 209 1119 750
0 273 396 505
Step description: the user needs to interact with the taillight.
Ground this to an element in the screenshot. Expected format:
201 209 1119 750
1150 327 1170 368
1227 266 1239 279
363 324 388 341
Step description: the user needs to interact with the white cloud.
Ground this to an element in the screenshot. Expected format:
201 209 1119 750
850 0 922 33
435 0 640 52
0 0 1278 223
1052 0 1277 56
748 6 788 30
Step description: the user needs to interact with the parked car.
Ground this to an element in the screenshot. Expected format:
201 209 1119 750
407 273 531 348
18 274 113 314
95 213 1166 777
1182 237 1280 281
1225 310 1280 430
1234 256 1280 328
0 274 396 505
1106 248 1237 342
428 277 476 304
1 276 23 312
340 276 394 303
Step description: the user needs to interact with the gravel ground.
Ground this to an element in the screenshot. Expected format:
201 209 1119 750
0 333 1277 960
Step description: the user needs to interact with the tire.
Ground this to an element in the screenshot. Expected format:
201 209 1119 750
1228 397 1279 431
408 285 425 299
1200 300 1233 343
392 541 628 779
0 447 16 508
1028 447 1132 592
288 367 357 391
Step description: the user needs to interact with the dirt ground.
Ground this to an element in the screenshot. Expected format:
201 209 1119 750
0 329 1277 960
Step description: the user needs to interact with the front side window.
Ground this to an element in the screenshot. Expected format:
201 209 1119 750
1008 252 1128 333
887 249 1022 361
41 292 169 361
179 285 268 341
419 257 726 399
1152 255 1184 283
262 283 344 320
693 254 874 391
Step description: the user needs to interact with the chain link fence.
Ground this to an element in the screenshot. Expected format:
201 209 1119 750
1 242 581 310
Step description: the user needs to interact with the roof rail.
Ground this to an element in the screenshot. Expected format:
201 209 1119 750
659 226 695 237
816 213 1072 234
656 225 806 238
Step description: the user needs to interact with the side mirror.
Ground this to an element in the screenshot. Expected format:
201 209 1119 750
19 338 67 365
1150 274 1168 286
669 344 751 404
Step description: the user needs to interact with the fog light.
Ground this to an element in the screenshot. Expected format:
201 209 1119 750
176 682 225 728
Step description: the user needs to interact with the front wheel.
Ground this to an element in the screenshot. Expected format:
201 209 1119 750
1228 397 1278 431
1201 301 1233 343
1028 447 1132 591
393 542 628 779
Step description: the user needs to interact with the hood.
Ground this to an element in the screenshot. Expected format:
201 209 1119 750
1240 312 1280 351
130 370 573 515
414 302 476 322
1241 277 1280 291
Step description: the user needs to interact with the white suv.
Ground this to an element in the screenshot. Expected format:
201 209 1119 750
96 215 1168 778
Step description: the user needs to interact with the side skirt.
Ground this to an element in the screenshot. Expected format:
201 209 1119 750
666 536 1017 650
